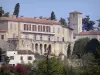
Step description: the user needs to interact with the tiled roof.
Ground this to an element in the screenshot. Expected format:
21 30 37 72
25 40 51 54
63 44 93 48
0 30 7 33
0 17 61 25
17 50 34 55
69 11 82 14
79 30 100 35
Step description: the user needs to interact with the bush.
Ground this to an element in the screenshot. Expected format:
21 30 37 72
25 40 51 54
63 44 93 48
14 64 29 75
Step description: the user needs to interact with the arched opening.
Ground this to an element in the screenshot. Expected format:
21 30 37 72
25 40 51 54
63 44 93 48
35 43 38 52
40 44 42 54
44 44 47 53
48 44 51 54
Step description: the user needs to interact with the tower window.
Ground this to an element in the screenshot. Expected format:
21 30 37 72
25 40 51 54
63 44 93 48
62 37 64 42
57 37 59 41
1 35 4 39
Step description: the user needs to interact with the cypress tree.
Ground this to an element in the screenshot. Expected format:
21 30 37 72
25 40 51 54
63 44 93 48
13 3 20 17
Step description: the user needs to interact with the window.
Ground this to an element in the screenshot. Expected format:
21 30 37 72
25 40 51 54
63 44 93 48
40 35 42 40
62 37 64 42
38 25 41 32
46 26 48 32
43 26 45 32
20 56 23 60
29 25 31 31
1 35 4 39
24 24 27 30
27 24 28 30
48 26 50 32
46 26 50 32
57 37 59 41
28 56 32 60
10 56 14 60
41 26 42 32
32 25 37 31
53 27 55 33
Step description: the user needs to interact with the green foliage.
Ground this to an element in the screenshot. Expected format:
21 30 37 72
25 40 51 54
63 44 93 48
59 18 67 25
82 15 95 31
3 12 9 17
0 7 4 17
82 53 95 66
36 57 63 75
63 66 77 75
13 3 20 17
50 11 56 20
73 38 90 58
96 19 100 30
0 71 12 75
67 43 71 58
85 38 100 54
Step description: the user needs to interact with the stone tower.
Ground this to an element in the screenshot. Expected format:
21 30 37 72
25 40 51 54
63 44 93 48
69 11 82 38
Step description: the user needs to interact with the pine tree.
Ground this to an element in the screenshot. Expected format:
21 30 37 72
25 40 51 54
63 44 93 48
13 3 20 17
82 15 95 31
59 17 67 25
0 7 4 17
50 11 56 20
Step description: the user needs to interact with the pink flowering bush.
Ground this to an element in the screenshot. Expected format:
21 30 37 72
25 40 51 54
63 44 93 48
14 64 29 75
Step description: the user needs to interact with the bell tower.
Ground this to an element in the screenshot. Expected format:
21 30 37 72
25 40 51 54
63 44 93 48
69 11 82 37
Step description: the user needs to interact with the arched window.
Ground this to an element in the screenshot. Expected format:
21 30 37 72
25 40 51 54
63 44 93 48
35 43 38 52
44 44 47 53
40 44 42 54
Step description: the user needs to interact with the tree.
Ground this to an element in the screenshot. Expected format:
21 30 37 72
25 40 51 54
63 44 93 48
96 19 100 30
82 15 95 31
13 3 20 17
36 57 63 75
85 38 100 53
0 48 5 62
67 43 71 58
0 7 4 17
50 11 56 20
72 38 90 58
3 12 9 17
59 17 67 25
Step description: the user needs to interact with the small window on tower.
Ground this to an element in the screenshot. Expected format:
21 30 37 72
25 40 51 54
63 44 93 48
1 35 4 39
